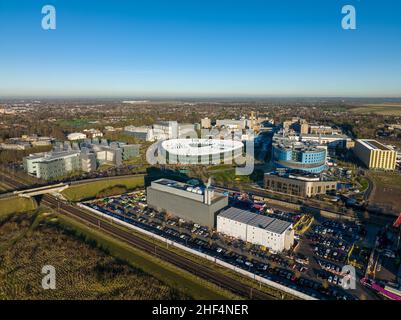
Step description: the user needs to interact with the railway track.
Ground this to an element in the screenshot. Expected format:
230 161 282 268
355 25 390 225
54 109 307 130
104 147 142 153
0 171 277 300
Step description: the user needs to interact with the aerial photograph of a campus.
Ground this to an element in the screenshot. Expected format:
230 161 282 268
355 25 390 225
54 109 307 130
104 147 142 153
1 0 401 311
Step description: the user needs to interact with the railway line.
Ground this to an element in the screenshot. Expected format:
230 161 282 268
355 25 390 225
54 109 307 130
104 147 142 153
0 171 277 300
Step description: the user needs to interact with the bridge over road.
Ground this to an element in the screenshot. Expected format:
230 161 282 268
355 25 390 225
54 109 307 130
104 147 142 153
13 183 69 198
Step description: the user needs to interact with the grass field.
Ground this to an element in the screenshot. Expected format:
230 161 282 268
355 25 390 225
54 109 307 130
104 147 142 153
0 197 37 216
0 182 11 192
57 118 93 128
0 211 194 299
350 103 401 116
209 168 250 184
62 176 144 201
54 214 237 300
367 171 401 214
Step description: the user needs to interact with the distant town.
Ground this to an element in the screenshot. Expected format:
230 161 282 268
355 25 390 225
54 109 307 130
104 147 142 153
1 98 401 301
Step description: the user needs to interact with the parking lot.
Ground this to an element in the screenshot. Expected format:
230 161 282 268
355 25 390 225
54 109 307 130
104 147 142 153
81 191 371 300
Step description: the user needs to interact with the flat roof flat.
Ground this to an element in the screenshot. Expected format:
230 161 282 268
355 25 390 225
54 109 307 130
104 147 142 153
219 207 292 234
358 139 391 151
301 134 348 139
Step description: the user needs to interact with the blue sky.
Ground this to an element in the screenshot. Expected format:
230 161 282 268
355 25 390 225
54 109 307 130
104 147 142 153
1 0 401 97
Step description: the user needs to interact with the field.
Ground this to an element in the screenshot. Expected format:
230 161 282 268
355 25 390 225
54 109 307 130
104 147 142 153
367 171 401 215
55 214 236 300
62 176 144 201
0 182 11 192
0 197 37 215
0 211 213 300
350 103 401 116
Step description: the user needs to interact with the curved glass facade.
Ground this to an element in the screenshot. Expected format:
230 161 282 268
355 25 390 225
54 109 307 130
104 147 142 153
272 143 327 173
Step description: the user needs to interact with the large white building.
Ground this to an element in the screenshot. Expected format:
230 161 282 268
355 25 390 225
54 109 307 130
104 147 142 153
354 139 397 170
217 207 294 252
23 151 82 180
158 138 244 165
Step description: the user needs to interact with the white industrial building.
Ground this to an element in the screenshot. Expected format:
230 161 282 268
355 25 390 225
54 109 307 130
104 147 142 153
217 207 294 252
67 132 87 141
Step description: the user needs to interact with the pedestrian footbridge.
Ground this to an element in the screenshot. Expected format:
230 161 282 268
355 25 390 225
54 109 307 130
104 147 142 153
14 183 69 198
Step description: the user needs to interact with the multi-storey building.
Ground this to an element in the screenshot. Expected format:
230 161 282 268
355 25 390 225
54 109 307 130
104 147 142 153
354 139 396 170
24 151 82 180
272 136 328 173
264 171 338 197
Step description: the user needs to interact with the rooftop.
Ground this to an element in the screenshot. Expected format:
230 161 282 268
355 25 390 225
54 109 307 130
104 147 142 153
219 207 292 234
357 139 392 151
272 135 324 153
301 134 349 139
26 150 81 161
161 138 243 156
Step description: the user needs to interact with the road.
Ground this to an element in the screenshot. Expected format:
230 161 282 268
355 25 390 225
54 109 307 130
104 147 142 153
363 176 374 203
0 172 277 300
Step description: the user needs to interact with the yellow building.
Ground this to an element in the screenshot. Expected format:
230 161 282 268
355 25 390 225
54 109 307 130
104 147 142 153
354 139 396 170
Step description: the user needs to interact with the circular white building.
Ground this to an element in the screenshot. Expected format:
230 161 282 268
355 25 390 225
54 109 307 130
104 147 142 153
159 138 244 165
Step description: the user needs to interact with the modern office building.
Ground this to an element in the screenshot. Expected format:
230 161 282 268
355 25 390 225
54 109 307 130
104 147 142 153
147 178 228 228
24 151 82 180
24 140 140 179
217 207 294 252
92 144 122 166
80 152 97 172
272 136 328 173
264 171 338 197
353 139 397 170
124 125 154 141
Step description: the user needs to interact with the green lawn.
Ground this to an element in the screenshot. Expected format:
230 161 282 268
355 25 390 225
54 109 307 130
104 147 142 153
0 197 37 216
62 176 144 201
0 211 192 300
210 168 250 183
